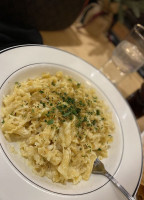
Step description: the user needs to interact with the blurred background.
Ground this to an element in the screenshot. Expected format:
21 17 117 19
0 0 144 75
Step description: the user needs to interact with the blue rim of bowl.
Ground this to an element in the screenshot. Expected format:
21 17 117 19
0 44 143 197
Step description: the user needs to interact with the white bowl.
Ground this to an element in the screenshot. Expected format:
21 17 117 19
0 45 142 200
0 62 123 195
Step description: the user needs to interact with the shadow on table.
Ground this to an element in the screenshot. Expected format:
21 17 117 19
88 36 113 57
40 27 82 47
77 27 113 60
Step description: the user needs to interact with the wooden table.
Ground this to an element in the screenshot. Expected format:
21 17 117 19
40 23 144 199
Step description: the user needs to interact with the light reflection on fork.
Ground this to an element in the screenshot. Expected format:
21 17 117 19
92 158 135 200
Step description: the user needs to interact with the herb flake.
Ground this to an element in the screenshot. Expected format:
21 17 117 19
39 90 44 94
96 110 100 115
45 119 54 125
1 119 5 124
40 101 46 108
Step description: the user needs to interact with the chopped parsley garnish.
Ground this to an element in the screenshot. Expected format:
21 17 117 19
87 100 91 106
46 97 49 100
96 110 100 115
1 119 5 124
93 97 97 102
15 82 19 84
32 109 34 113
62 112 71 117
15 82 21 87
77 83 81 88
40 101 46 107
57 97 81 121
76 120 82 128
54 92 102 129
46 108 55 117
51 107 56 112
83 116 87 122
87 111 93 115
66 97 75 104
68 78 72 81
57 104 67 110
52 81 56 86
92 119 96 125
45 119 54 125
79 100 85 106
46 112 50 117
72 107 81 115
97 148 102 151
39 90 44 94
11 112 16 116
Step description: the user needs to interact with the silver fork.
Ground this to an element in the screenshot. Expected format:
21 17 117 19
92 158 135 200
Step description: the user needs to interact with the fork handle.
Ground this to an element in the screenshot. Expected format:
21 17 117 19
105 172 136 200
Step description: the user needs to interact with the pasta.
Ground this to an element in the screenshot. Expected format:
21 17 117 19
1 71 114 184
